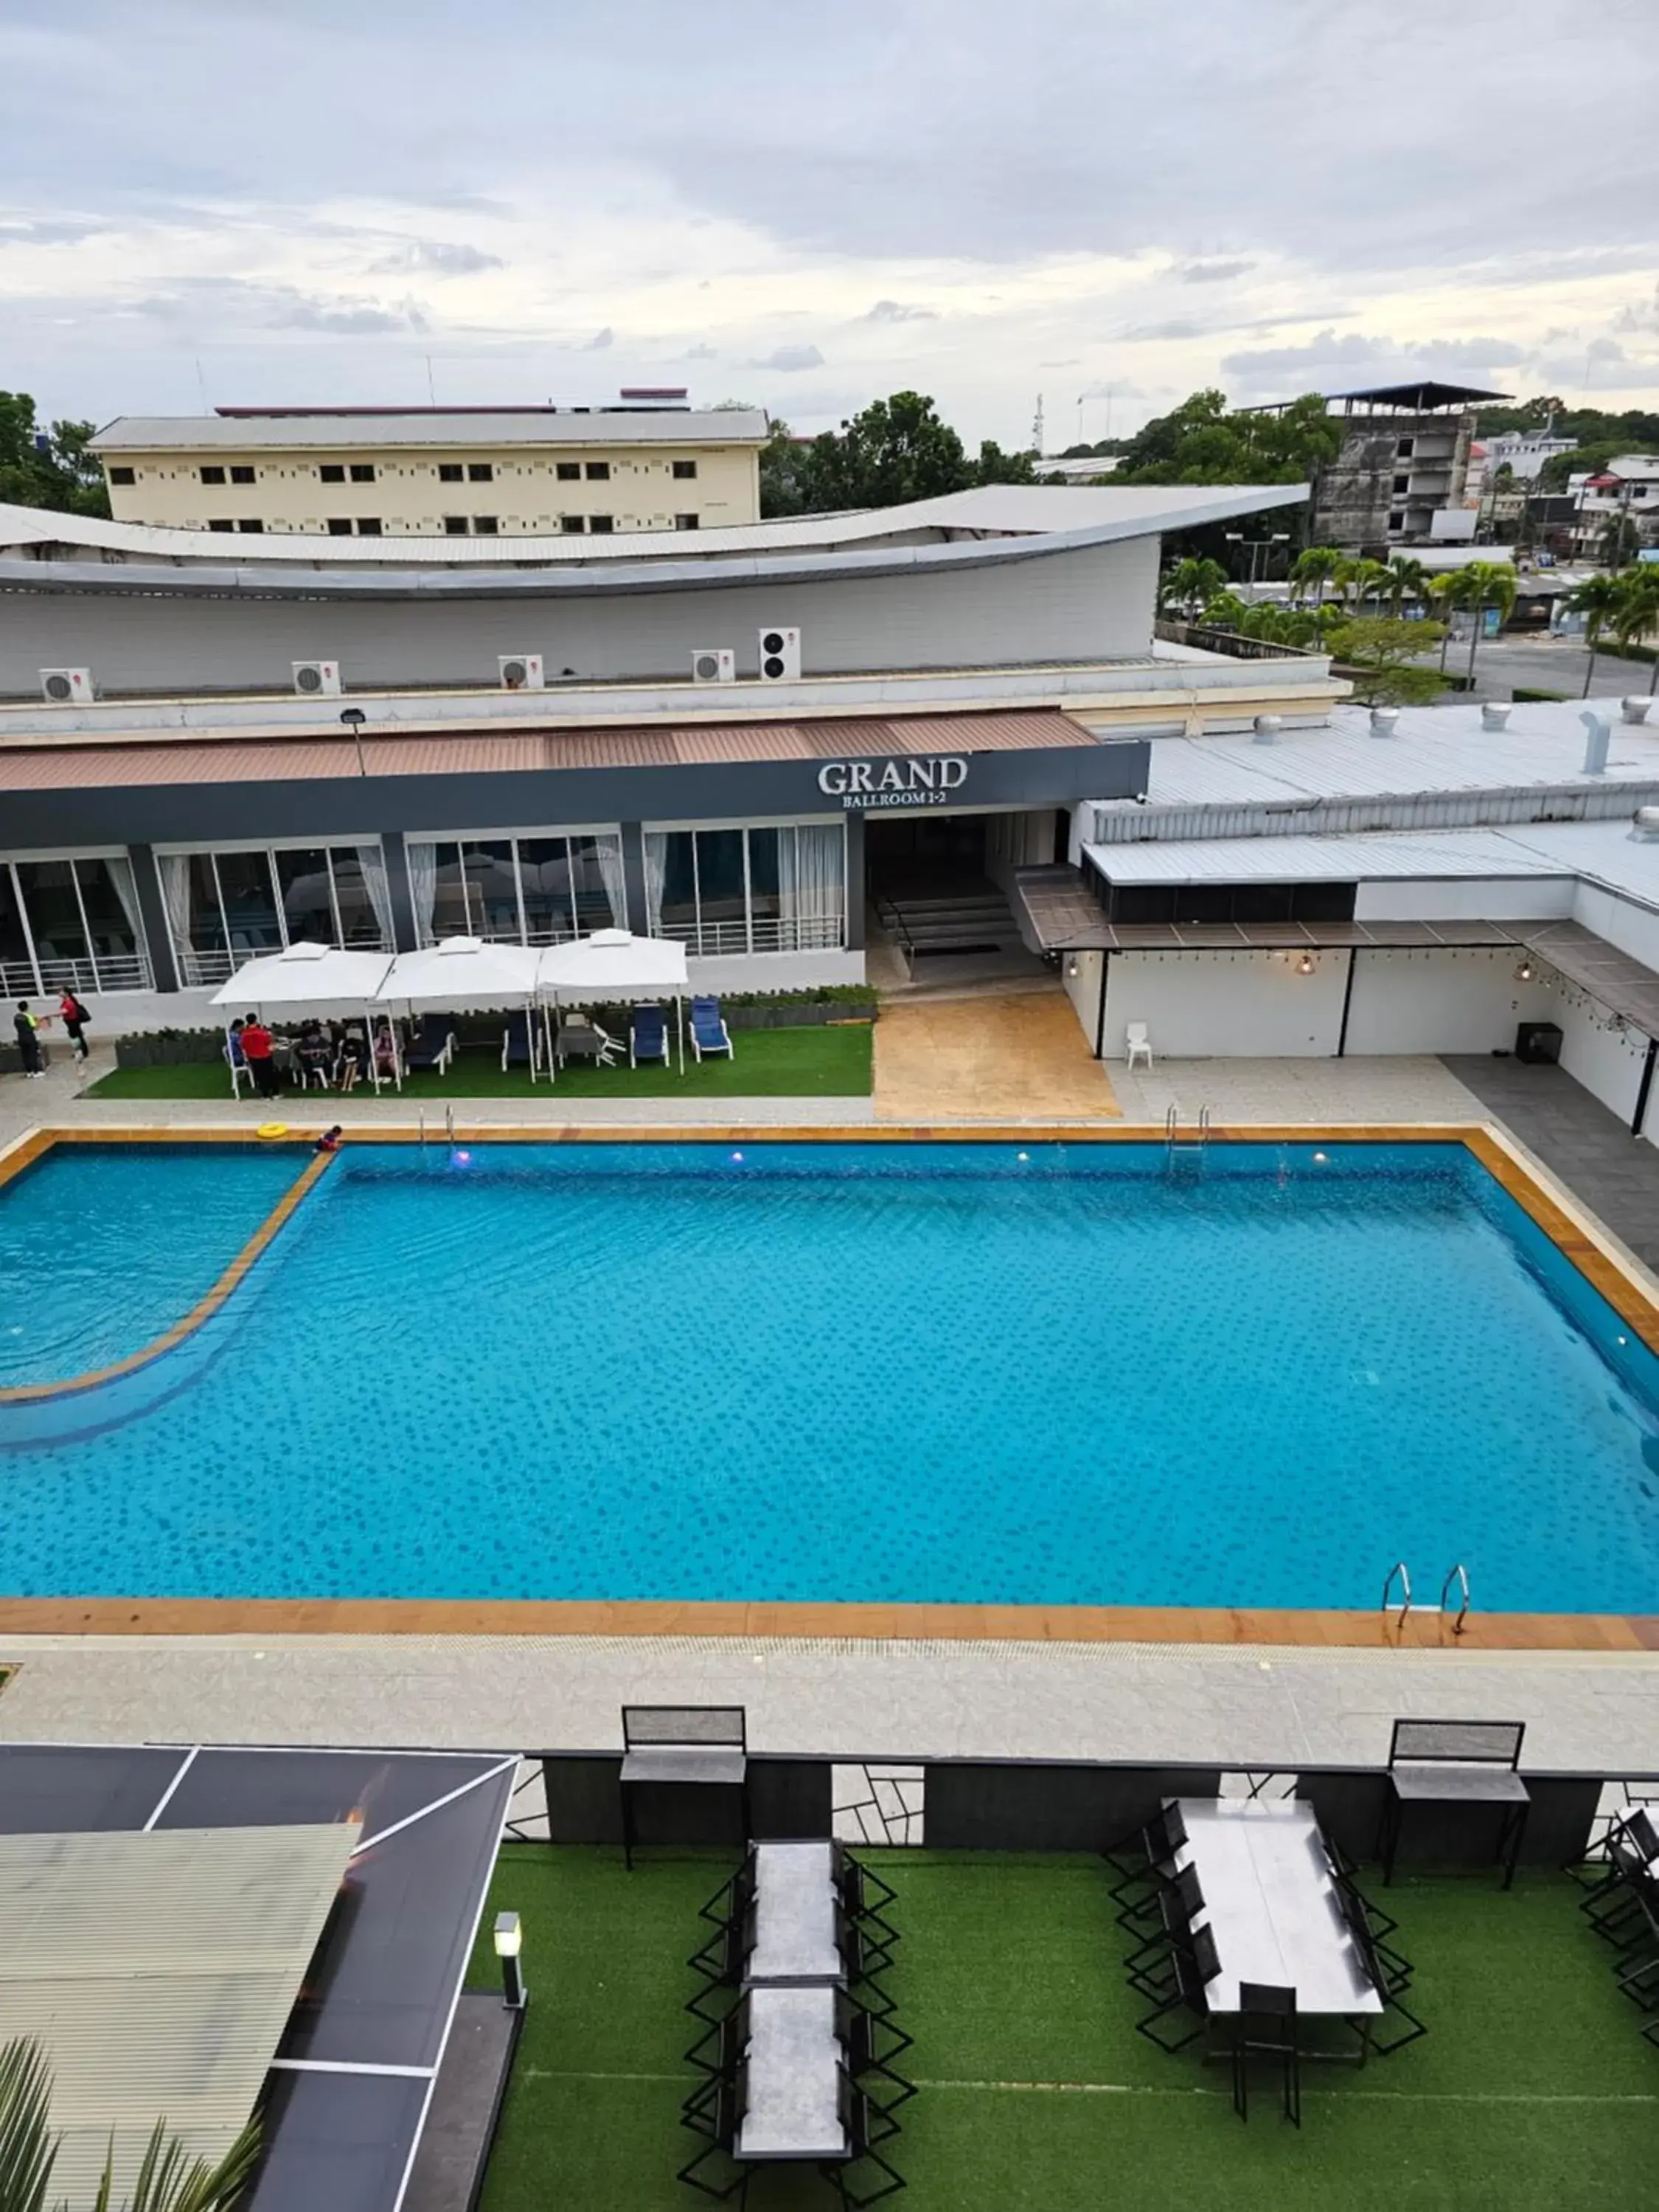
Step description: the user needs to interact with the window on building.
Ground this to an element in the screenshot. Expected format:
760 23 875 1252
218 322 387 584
1 855 151 996
644 822 845 956
467 462 494 482
443 515 469 535
585 460 610 480
230 465 256 484
675 513 700 531
473 515 499 535
1396 439 1414 459
323 518 349 535
589 514 614 534
438 463 464 482
1392 475 1410 494
108 466 135 486
155 844 393 986
208 520 234 533
319 465 346 484
406 832 625 945
357 518 383 536
1388 510 1405 530
199 465 226 484
349 463 376 483
560 515 585 533
555 461 581 481
672 459 698 480
237 519 264 533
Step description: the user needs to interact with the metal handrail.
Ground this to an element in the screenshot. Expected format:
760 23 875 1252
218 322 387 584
445 1105 456 1146
1440 1563 1471 1637
1197 1105 1211 1147
1382 1561 1412 1620
418 1109 426 1151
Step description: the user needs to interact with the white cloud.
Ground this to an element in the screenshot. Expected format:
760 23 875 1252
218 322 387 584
1175 258 1255 285
861 299 936 322
367 240 504 276
747 344 825 372
582 326 613 350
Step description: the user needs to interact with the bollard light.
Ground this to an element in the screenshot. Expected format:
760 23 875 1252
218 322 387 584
493 1910 527 2010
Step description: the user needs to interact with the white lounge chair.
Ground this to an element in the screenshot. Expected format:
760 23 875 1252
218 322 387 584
1124 1021 1154 1071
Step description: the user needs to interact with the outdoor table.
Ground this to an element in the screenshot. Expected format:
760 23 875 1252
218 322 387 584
745 1840 844 1987
734 1984 849 2162
1174 1798 1382 2019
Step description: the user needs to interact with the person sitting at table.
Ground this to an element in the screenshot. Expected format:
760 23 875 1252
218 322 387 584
371 1020 398 1079
295 1018 333 1088
335 1026 368 1091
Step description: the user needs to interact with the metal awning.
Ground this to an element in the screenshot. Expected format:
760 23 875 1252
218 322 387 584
1526 921 1659 1040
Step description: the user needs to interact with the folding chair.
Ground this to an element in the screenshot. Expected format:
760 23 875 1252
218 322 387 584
1232 1983 1300 2126
1136 1918 1220 2053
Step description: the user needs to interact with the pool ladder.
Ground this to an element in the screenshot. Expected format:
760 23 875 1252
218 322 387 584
1382 1560 1471 1636
1164 1103 1211 1172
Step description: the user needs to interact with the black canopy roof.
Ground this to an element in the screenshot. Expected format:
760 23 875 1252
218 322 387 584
1326 379 1512 412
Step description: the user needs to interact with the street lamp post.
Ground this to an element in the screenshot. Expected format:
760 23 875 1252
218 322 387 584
1224 531 1290 602
493 1910 527 2011
339 706 368 778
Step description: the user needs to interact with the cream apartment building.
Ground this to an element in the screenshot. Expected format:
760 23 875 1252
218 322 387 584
88 404 769 540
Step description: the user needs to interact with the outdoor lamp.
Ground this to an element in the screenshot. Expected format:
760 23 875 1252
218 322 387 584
339 705 368 776
493 1910 526 2010
1297 952 1315 975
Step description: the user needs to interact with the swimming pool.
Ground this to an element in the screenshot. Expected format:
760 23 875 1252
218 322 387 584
3 1138 1658 1615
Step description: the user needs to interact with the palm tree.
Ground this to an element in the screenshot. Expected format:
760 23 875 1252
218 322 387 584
1289 544 1343 611
1333 557 1394 614
1460 559 1518 688
1158 556 1229 620
1568 571 1626 698
0 2036 260 2212
1198 590 1249 631
1427 572 1470 675
1385 554 1428 616
1612 565 1659 695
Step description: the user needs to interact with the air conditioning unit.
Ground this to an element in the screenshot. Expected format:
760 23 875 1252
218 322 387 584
757 626 801 682
292 660 341 698
498 653 544 691
691 647 736 684
39 667 93 705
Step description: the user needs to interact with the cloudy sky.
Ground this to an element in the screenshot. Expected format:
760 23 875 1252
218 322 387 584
2 0 1656 444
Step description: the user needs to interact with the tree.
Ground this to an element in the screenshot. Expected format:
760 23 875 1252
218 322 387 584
1158 556 1228 619
1290 545 1343 609
1570 570 1627 697
973 438 1037 486
1599 512 1641 568
1333 556 1394 613
1461 560 1517 687
1110 388 1339 490
0 391 111 517
1326 616 1450 706
0 2035 260 2211
1613 565 1659 695
1427 571 1471 673
1197 590 1249 630
1385 554 1428 616
756 393 1044 516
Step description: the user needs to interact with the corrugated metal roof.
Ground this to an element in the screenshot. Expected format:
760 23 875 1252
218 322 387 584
0 707 1096 791
89 409 770 451
0 1823 355 2211
1083 828 1573 885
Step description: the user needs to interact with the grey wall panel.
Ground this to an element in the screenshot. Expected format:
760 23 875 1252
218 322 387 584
924 1762 1222 1851
1300 1770 1599 1871
542 1755 830 1847
0 538 1157 698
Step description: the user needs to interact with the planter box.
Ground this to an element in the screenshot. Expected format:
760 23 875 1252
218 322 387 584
116 1033 223 1069
726 999 877 1031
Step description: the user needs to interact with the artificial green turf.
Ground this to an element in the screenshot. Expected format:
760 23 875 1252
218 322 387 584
85 1023 872 1102
467 1845 1659 2212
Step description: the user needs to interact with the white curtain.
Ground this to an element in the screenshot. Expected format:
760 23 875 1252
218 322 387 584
643 832 669 934
356 842 394 947
105 855 146 950
779 824 844 947
594 833 627 931
406 840 439 945
156 853 197 975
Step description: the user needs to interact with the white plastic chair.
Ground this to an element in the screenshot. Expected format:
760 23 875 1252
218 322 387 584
1124 1021 1154 1071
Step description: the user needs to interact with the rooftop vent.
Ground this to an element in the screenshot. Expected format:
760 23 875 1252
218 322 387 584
1369 706 1400 738
1251 714 1282 745
1631 805 1659 843
1623 697 1652 726
1481 702 1513 731
1581 709 1612 776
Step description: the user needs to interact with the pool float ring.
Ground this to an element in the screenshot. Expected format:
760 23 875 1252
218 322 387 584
257 1122 289 1139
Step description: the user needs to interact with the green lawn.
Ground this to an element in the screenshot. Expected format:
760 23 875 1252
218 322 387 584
86 1023 872 1102
467 1846 1659 2212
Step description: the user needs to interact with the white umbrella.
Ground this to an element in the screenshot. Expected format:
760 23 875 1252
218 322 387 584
536 928 691 1076
211 941 398 1094
374 936 545 1085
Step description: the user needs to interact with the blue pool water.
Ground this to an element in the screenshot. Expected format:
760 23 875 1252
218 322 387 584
0 1144 308 1388
4 1140 1659 1613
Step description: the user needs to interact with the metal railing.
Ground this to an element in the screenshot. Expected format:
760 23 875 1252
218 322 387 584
1440 1563 1471 1637
1382 1561 1413 1622
2 950 154 998
654 913 846 959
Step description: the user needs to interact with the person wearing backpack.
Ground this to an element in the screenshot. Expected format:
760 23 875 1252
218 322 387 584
58 988 91 1062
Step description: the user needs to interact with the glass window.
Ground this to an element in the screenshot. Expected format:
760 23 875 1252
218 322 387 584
13 860 89 975
694 830 745 931
568 835 620 931
181 854 226 952
463 841 520 939
438 462 463 482
556 461 581 481
74 858 144 964
588 514 614 534
747 827 781 926
672 459 698 480
349 462 376 483
108 466 135 486
212 849 282 959
231 465 256 484
329 849 384 946
517 838 575 941
467 462 494 482
425 844 470 938
560 515 585 534
1 864 37 992
585 461 611 481
444 516 469 535
200 465 226 484
656 832 698 935
274 848 335 946
319 465 346 484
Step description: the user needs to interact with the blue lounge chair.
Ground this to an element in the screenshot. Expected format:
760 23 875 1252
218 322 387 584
405 1013 456 1074
630 1003 669 1067
689 996 733 1062
501 1009 538 1074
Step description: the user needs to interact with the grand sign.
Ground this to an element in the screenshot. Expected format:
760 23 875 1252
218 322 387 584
815 755 970 810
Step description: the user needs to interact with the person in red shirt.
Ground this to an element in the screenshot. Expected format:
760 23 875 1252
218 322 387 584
240 1012 281 1099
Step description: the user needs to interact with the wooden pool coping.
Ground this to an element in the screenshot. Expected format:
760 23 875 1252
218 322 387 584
2 1118 1656 1653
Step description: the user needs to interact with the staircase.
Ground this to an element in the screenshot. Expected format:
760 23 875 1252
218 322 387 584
874 882 1040 982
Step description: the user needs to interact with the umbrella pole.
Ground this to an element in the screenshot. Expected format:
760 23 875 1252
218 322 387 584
366 1001 381 1093
527 992 538 1085
677 994 685 1074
